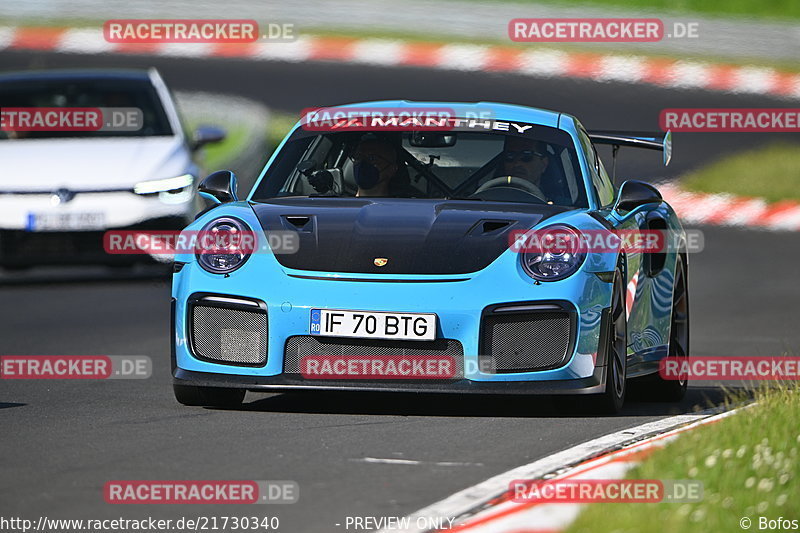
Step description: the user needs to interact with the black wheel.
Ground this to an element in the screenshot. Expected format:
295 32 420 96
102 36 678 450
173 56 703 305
641 256 689 401
597 269 628 414
173 384 245 408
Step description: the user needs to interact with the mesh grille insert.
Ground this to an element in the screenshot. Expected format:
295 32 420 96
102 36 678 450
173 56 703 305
191 304 267 366
284 336 464 379
482 312 571 373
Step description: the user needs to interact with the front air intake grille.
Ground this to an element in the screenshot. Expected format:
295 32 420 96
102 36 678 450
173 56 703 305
190 297 267 366
481 308 573 373
283 336 464 379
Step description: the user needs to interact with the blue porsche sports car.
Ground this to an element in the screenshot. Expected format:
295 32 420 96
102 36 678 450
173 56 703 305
171 101 688 414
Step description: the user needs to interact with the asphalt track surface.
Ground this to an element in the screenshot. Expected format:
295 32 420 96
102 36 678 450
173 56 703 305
2 50 800 532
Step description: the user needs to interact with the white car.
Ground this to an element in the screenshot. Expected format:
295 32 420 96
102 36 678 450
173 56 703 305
0 68 224 268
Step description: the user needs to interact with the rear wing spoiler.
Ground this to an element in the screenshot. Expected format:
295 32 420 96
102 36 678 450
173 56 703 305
587 130 672 167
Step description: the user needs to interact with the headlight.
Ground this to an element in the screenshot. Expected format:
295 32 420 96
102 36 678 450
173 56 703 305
134 174 194 195
520 225 586 281
196 217 252 274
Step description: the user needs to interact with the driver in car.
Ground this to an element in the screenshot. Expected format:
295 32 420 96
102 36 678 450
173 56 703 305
349 136 418 198
306 135 418 198
497 136 550 201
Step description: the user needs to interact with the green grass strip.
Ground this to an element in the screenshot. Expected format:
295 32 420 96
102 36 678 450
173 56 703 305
681 143 800 204
567 386 800 533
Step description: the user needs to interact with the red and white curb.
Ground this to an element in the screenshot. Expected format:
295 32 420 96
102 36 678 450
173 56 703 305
659 183 800 231
4 26 799 232
3 27 800 100
378 406 746 533
625 271 639 320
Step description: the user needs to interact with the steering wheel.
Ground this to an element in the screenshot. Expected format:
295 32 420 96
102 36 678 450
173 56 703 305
474 176 547 201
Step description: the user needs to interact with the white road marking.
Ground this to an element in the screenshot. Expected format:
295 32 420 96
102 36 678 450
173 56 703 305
252 36 313 62
667 60 713 89
0 26 16 50
56 28 114 54
732 66 778 94
376 404 741 533
437 44 490 72
354 457 484 467
352 39 405 66
517 49 570 77
449 404 751 532
597 55 647 83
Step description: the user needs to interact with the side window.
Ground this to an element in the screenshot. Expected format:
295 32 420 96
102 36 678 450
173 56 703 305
596 156 617 206
578 128 615 207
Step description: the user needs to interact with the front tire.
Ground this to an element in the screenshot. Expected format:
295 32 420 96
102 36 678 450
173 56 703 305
173 384 245 408
596 269 628 414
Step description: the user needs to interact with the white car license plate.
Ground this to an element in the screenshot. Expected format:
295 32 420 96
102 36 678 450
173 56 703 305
27 212 106 231
310 309 437 341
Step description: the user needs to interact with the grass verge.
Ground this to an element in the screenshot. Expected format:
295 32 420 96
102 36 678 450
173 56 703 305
680 143 800 204
566 385 800 533
4 0 800 23
265 112 300 155
464 0 800 21
182 109 297 172
189 123 249 171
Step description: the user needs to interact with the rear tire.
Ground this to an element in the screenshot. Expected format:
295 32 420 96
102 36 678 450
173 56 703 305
173 384 245 408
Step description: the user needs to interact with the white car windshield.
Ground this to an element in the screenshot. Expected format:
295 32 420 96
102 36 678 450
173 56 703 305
0 77 173 140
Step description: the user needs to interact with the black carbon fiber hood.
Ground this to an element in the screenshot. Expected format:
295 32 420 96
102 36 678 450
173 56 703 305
252 198 568 275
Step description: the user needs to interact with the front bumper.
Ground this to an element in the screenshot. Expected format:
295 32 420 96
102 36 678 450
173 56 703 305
0 216 189 266
172 249 615 392
173 366 607 395
0 190 193 266
0 189 193 230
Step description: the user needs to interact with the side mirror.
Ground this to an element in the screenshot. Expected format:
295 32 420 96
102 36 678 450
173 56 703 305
614 180 662 213
198 170 238 204
191 126 226 151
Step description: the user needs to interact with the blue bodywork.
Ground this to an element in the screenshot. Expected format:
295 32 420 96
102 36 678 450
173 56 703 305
172 101 686 394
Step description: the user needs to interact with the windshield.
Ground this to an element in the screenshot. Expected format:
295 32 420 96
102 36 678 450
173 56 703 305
0 78 174 140
251 122 588 208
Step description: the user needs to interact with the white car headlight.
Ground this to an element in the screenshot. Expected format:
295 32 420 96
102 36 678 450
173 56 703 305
520 225 586 281
195 217 253 274
133 174 194 195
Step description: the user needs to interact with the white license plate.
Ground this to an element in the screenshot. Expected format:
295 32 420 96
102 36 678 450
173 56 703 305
310 309 437 341
27 212 106 231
